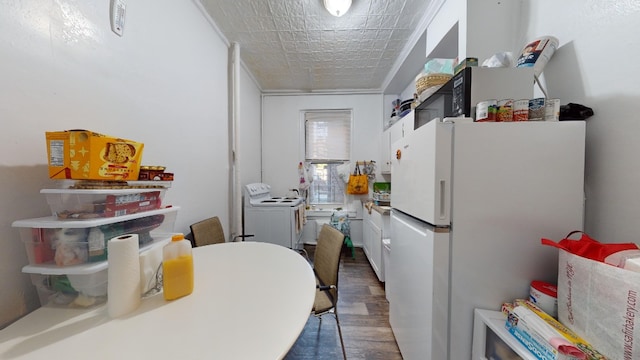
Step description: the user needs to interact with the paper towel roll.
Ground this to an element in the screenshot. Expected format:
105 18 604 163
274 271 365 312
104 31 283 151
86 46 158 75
107 234 141 318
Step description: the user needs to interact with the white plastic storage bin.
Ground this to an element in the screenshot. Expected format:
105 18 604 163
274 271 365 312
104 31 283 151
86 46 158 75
28 270 108 308
41 187 167 219
12 206 179 267
24 236 171 308
53 180 173 189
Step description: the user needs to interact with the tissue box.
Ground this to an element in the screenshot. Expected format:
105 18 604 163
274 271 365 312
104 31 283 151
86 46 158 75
13 207 178 267
45 130 144 180
42 188 165 219
454 57 479 74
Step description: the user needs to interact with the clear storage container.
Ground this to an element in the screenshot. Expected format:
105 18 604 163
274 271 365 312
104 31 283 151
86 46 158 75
25 236 172 307
41 188 167 219
28 271 108 307
13 206 179 267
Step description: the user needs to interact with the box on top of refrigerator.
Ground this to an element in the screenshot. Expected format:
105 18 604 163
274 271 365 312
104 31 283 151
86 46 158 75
46 130 144 180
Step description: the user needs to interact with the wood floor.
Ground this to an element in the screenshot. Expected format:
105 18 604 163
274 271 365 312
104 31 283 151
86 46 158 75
285 245 402 360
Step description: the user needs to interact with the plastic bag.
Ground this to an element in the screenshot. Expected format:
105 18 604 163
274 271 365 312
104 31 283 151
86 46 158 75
424 58 454 75
336 162 351 184
542 230 639 265
543 231 640 359
481 52 515 68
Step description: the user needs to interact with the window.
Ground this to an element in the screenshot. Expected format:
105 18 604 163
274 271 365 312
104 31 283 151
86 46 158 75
305 110 351 205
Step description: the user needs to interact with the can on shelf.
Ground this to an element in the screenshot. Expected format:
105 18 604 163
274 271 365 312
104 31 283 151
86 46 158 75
528 98 546 121
529 280 558 317
476 99 497 122
545 98 560 121
513 99 529 121
497 99 514 122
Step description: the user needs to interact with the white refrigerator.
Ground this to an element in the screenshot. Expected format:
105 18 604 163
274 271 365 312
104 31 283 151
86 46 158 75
388 118 585 360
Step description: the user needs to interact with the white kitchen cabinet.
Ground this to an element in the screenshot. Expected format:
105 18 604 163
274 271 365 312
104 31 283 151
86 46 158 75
362 208 373 258
381 0 524 148
362 205 390 282
381 111 414 174
425 0 523 62
369 220 383 280
381 127 391 174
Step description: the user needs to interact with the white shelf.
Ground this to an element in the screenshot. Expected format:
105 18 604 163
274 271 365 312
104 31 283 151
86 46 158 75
52 180 172 189
11 206 179 228
21 235 173 275
41 187 164 195
472 309 536 360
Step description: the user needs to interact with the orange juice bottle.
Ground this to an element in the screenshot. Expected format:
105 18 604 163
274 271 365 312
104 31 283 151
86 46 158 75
162 234 194 300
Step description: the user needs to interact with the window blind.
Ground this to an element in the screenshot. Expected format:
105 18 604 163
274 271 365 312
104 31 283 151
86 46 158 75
305 110 351 161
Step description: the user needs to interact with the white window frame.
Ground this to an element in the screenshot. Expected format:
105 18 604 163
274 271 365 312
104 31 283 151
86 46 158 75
303 109 352 206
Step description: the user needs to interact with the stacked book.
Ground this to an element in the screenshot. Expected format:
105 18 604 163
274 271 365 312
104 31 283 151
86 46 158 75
502 300 606 360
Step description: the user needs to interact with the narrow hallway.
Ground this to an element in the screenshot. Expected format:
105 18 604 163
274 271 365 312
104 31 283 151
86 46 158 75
286 246 402 359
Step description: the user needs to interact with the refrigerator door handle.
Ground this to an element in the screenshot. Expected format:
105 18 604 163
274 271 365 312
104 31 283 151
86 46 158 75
439 179 446 220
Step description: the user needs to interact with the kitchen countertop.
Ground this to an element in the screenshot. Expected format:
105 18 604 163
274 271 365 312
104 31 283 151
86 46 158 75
364 200 391 215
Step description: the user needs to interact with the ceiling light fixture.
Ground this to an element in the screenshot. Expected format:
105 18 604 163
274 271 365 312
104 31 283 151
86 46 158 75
323 0 352 17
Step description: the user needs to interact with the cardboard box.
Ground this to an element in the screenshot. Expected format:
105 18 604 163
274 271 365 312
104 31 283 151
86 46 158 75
46 130 144 180
104 191 163 217
454 57 478 74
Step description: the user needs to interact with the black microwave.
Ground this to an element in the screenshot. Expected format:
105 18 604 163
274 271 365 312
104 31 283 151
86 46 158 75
415 67 534 127
414 73 455 129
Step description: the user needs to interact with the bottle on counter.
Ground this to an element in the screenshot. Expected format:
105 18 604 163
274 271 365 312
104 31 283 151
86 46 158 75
162 233 194 300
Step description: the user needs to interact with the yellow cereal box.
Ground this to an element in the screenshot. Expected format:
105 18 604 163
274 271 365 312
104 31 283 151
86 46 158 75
46 130 144 180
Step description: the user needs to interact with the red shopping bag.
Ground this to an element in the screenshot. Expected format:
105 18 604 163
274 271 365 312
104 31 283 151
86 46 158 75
541 230 639 263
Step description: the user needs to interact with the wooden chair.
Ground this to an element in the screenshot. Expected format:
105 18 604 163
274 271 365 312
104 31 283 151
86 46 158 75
311 224 347 360
188 216 254 247
189 217 226 247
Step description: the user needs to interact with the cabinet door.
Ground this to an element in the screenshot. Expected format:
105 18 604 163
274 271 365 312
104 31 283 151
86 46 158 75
389 116 404 145
371 210 389 237
388 113 414 158
370 221 383 281
362 213 372 258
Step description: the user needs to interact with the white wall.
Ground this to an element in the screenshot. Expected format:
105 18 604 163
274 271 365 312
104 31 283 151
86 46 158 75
523 0 640 242
262 93 383 248
261 93 384 197
238 67 263 186
0 0 263 328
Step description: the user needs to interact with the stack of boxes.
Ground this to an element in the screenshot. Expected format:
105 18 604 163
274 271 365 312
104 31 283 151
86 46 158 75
12 130 179 307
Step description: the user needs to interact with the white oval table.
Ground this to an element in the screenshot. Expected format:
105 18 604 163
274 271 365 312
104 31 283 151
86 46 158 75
0 242 316 360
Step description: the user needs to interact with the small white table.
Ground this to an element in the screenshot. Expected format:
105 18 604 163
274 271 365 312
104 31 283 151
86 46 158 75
0 242 316 360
